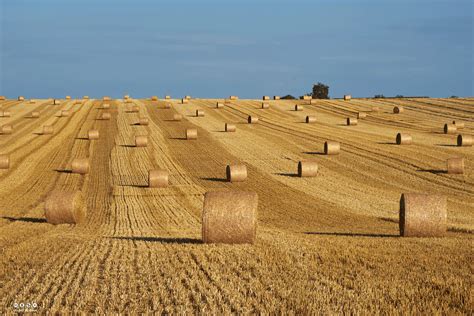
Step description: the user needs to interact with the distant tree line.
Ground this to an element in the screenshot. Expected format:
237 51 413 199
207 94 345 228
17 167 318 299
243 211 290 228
277 81 467 100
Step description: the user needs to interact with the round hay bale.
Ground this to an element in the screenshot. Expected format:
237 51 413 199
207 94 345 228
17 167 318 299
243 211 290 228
125 99 133 104
53 99 61 105
230 96 239 100
216 102 224 109
66 96 71 100
42 125 54 135
186 128 198 140
0 111 11 117
101 112 111 120
225 123 236 132
29 100 36 104
185 95 192 100
88 129 99 140
124 95 130 100
306 116 316 123
344 95 352 101
457 134 473 147
173 114 183 121
164 103 171 109
181 98 189 104
102 103 110 109
393 106 404 114
165 95 171 100
295 105 304 111
61 110 70 117
261 103 269 109
131 105 139 112
399 193 447 237
103 96 111 101
444 123 456 134
274 96 280 100
44 191 86 224
151 96 158 101
148 169 169 188
324 141 340 155
298 160 318 177
0 155 10 169
396 133 412 145
71 158 90 174
139 117 149 125
263 96 270 100
18 96 25 101
1 124 13 134
196 110 205 117
357 112 367 119
447 157 464 174
226 164 247 182
31 111 40 118
202 190 258 244
346 118 358 126
135 135 148 147
452 121 464 129
0 96 5 100
248 116 258 124
83 96 90 100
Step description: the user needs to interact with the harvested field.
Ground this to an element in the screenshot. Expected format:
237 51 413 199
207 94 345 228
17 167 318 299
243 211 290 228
0 97 472 314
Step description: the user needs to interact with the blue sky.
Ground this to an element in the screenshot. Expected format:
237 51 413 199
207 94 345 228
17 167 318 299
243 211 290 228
0 0 472 98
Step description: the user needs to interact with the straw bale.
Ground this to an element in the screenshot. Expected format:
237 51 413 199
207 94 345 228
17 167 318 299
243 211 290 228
298 160 318 177
45 191 86 224
226 164 247 182
202 190 258 244
399 193 446 237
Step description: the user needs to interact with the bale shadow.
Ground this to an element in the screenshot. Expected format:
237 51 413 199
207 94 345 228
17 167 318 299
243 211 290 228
417 169 446 174
109 236 202 244
75 137 89 140
275 173 299 178
2 216 47 223
54 168 72 173
169 137 187 140
304 232 398 238
200 177 228 182
32 132 44 135
435 144 457 147
302 151 325 155
118 144 136 147
118 184 148 188
376 142 398 145
130 123 141 126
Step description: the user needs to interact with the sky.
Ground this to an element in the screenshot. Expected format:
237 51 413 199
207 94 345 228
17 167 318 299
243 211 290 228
0 0 472 99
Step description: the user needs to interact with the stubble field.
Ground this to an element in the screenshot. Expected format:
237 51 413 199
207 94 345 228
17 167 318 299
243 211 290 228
0 96 472 313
